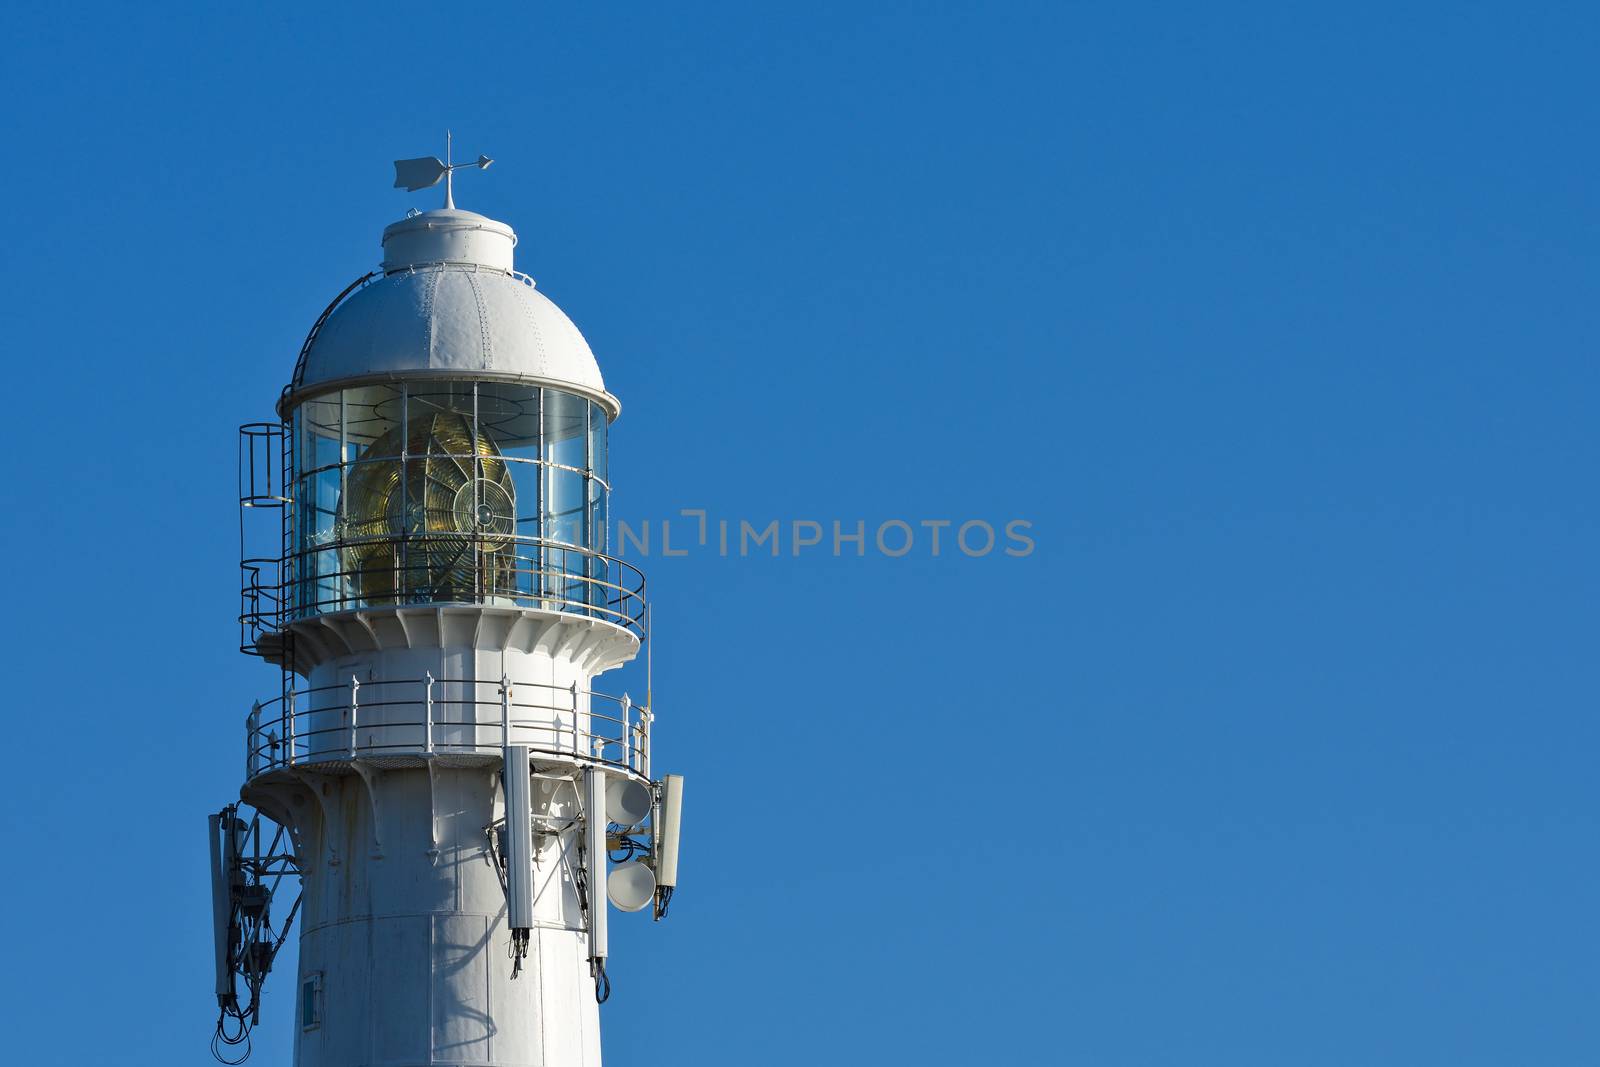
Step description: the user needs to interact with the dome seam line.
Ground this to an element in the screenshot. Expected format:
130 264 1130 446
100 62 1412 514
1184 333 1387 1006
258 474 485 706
467 271 492 370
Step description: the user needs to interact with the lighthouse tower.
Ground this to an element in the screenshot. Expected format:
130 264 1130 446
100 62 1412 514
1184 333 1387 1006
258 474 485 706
213 150 683 1066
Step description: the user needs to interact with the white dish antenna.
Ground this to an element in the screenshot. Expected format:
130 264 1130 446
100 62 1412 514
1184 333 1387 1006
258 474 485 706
606 778 652 829
607 860 656 913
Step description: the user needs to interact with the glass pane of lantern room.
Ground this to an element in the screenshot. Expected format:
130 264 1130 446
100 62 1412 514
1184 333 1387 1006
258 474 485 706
477 382 540 457
587 475 608 555
405 380 476 429
587 478 609 610
342 456 403 610
294 398 344 615
299 395 342 476
478 382 542 603
588 399 608 484
542 389 590 608
543 389 586 472
342 384 405 461
312 547 341 614
546 467 585 549
401 381 477 604
336 385 406 610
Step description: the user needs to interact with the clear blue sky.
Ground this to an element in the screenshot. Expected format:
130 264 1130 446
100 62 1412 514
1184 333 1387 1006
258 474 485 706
1 3 1595 1065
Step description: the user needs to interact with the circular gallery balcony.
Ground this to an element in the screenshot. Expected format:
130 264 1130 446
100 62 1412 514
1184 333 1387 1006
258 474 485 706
243 536 646 672
244 674 653 784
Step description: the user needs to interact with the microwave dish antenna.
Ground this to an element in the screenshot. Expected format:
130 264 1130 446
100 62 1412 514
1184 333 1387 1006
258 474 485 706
606 861 657 913
606 778 653 829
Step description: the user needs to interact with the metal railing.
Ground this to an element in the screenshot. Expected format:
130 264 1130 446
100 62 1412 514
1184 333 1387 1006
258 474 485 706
239 421 292 656
282 271 377 408
240 559 286 649
245 675 651 782
284 538 648 638
244 540 647 653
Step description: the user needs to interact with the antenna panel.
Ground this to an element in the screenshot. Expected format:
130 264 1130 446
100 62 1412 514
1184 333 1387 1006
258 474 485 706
584 768 608 962
208 813 232 1002
503 746 534 930
655 774 684 889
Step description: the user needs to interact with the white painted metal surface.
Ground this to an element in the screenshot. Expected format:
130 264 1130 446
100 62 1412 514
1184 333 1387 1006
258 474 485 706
280 767 601 1065
605 778 653 828
381 209 515 272
504 745 536 932
295 208 615 412
583 767 609 968
656 775 683 889
606 861 656 913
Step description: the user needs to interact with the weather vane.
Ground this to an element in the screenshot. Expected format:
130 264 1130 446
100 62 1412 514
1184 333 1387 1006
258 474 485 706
393 130 493 209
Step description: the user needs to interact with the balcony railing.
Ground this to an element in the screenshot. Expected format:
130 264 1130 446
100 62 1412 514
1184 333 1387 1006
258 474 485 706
288 539 646 634
243 539 648 656
245 675 652 782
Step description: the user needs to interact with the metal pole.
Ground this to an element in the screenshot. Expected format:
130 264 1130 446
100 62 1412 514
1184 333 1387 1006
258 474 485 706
500 673 512 746
620 693 632 771
286 685 297 765
570 681 579 756
425 671 435 754
247 702 260 779
338 391 348 611
350 675 361 757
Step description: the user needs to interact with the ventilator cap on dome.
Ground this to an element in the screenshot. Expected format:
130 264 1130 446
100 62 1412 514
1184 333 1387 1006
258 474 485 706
380 208 516 272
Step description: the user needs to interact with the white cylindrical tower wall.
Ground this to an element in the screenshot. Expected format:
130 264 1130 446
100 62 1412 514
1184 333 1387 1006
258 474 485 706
283 765 601 1066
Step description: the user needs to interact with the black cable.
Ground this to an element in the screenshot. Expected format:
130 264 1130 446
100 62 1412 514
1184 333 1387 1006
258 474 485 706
210 803 306 1064
607 835 650 862
211 1029 252 1065
212 1008 253 1064
271 892 303 954
508 928 530 979
574 850 590 914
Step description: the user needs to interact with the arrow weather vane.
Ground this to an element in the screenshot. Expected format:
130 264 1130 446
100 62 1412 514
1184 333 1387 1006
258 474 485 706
393 130 493 209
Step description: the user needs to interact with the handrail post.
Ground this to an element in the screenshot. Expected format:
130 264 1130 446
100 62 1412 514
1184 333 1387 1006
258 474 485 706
286 684 297 765
247 701 260 779
500 673 512 746
350 675 361 758
425 671 435 754
620 693 632 771
570 680 579 756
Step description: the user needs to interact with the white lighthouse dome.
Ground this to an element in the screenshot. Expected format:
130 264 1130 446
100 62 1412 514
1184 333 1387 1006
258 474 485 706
289 208 615 414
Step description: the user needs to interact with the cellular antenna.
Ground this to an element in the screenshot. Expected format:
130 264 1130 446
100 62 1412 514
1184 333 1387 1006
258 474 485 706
393 131 493 209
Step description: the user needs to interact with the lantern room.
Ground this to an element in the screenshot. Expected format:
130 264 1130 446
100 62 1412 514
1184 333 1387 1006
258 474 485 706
264 206 640 636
